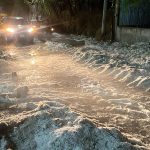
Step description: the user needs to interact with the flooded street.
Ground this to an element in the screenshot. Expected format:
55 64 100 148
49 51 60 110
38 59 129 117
0 38 149 149
0 0 150 149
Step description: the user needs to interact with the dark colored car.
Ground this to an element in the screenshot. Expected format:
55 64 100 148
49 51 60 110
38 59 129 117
0 17 35 45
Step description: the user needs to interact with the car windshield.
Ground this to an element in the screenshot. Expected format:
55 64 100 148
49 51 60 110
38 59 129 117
3 18 27 25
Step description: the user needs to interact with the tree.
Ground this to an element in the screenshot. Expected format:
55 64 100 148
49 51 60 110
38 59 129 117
101 0 108 36
26 0 112 38
0 0 29 17
124 0 142 7
12 0 29 17
0 0 14 14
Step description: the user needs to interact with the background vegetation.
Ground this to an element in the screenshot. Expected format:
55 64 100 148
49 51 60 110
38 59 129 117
29 0 114 40
0 0 29 17
1 0 147 40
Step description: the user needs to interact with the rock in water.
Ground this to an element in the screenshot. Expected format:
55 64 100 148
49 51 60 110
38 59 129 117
14 86 29 98
0 96 13 109
12 72 18 82
67 39 85 47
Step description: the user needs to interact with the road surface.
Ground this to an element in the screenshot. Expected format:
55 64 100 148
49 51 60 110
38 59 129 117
0 41 150 147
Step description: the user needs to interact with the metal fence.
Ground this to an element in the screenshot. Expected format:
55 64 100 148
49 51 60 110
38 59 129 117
118 0 150 28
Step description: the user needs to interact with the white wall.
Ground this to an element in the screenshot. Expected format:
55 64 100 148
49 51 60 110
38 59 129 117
116 27 150 43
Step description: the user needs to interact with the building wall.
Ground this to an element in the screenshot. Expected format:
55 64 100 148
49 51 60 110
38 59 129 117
116 27 150 43
115 0 150 43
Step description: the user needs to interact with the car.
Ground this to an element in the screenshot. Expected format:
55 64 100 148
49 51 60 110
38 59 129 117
0 16 35 45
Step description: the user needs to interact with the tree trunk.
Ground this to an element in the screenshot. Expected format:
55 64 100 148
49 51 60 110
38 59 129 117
113 0 119 40
111 0 116 41
101 0 108 36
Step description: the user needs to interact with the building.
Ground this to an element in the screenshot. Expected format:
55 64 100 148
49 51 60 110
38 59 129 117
115 0 150 43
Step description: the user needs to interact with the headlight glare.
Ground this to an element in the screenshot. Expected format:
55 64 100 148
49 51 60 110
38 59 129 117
28 28 34 33
6 28 15 33
51 28 54 31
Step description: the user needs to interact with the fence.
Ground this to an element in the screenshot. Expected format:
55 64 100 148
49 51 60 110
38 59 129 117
118 0 150 28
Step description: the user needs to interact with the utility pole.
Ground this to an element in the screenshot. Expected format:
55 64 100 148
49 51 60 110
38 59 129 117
101 0 108 36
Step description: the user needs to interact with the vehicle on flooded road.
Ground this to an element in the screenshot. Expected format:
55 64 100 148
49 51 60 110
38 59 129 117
0 16 36 45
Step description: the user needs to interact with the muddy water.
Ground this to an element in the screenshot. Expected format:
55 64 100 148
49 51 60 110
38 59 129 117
0 43 150 147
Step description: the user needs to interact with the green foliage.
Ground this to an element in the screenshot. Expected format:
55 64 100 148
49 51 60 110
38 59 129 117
26 0 104 17
123 0 142 7
26 0 112 40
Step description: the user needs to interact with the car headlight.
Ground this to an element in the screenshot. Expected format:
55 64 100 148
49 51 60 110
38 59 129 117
28 28 34 33
6 28 15 33
51 28 54 31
